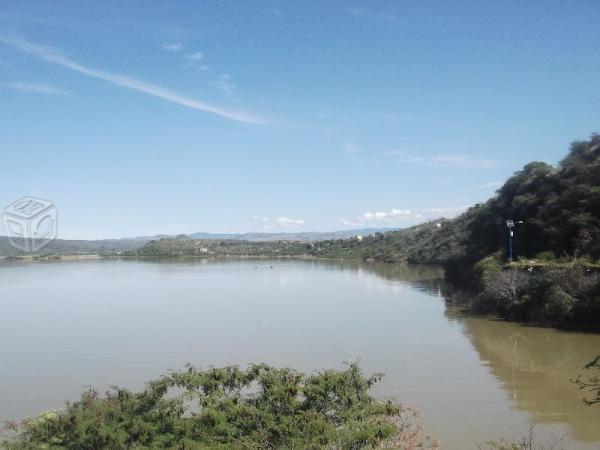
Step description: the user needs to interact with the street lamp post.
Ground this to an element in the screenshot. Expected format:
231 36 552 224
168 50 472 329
506 219 524 262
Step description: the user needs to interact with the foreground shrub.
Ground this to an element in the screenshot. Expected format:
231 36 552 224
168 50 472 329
2 363 437 449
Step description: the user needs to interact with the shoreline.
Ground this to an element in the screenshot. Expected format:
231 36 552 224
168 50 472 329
0 253 368 262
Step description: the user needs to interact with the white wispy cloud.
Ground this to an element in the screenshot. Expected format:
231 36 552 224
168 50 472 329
214 73 237 98
252 216 305 229
361 208 412 221
185 51 203 61
167 45 210 72
384 151 498 169
339 205 467 227
1 37 263 124
0 81 67 95
277 217 304 227
162 43 183 52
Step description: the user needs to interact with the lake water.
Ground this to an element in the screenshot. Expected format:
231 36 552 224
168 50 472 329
1 259 599 448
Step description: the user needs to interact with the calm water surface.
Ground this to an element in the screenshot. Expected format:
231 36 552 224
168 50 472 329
1 259 599 448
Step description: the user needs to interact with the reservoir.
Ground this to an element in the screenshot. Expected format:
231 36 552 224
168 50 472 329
1 259 599 448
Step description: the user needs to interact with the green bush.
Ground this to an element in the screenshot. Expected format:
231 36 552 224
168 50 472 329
3 363 436 450
468 266 600 328
473 254 503 292
543 287 575 325
533 251 555 261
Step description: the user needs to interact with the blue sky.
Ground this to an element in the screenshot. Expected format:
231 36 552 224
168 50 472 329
0 1 598 239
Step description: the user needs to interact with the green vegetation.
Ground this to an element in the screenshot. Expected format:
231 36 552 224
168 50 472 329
309 218 464 264
316 134 600 268
3 363 437 450
471 255 599 328
128 238 313 258
443 134 600 328
0 237 148 258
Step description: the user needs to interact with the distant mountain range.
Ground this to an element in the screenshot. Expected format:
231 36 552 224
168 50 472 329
188 228 396 242
124 228 396 242
0 228 396 257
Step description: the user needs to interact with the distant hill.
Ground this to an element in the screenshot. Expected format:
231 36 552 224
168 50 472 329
314 134 600 266
131 238 312 258
189 228 396 242
0 229 395 257
0 237 149 257
129 228 398 258
125 234 192 241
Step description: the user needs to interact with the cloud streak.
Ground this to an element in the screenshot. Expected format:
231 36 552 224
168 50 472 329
162 43 183 52
252 216 305 229
1 37 263 124
0 81 67 95
276 217 304 227
339 205 468 227
214 73 237 98
185 51 203 61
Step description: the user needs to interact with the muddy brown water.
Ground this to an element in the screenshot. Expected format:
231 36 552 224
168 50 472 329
1 259 599 448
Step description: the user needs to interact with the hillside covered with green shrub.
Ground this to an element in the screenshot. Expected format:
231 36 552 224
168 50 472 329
316 134 600 267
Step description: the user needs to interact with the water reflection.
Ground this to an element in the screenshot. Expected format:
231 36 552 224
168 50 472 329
357 261 600 444
352 265 600 442
127 258 446 289
454 315 600 442
286 259 447 296
304 261 600 445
